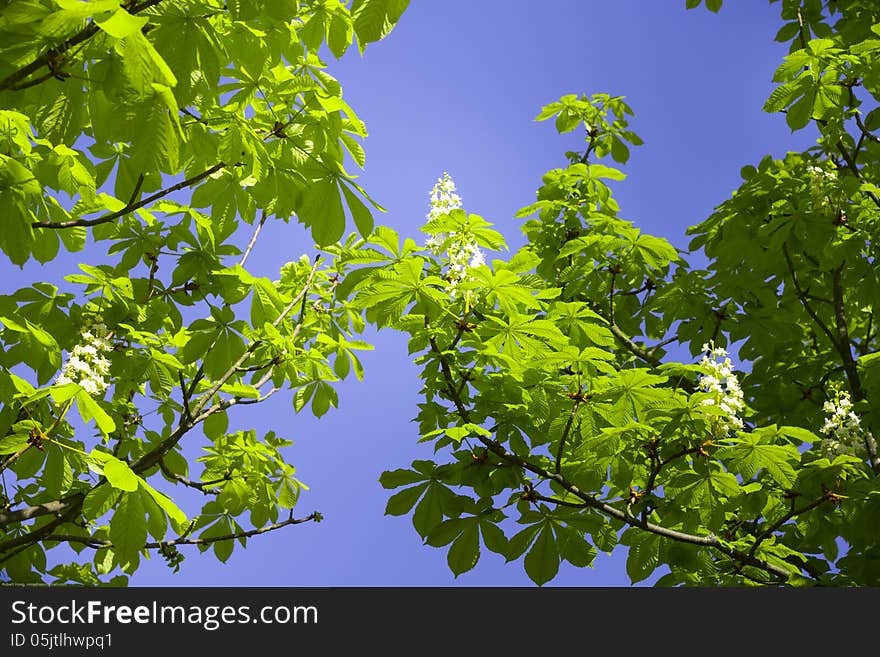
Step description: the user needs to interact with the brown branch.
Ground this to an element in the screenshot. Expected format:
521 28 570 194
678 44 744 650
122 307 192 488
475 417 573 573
835 141 880 210
647 334 680 358
126 173 146 207
40 513 320 551
831 267 879 472
0 501 83 558
189 260 320 419
490 437 792 581
32 162 225 229
608 322 660 367
0 446 32 476
178 372 193 424
643 444 703 498
146 513 319 548
0 494 85 529
158 459 226 495
748 494 832 559
555 399 581 474
0 0 166 92
795 7 809 51
854 112 880 145
782 242 838 348
831 265 863 397
608 267 618 327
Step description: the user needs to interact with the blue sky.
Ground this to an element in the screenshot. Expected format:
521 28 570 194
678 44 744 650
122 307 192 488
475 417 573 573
7 1 819 587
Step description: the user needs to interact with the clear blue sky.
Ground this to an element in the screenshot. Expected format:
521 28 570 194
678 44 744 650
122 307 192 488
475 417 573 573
8 1 818 586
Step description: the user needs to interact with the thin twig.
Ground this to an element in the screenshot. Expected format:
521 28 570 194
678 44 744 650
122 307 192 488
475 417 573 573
555 400 581 474
239 210 268 267
782 242 838 348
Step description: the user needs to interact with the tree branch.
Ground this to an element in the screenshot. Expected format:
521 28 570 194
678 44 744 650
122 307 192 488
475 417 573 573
0 0 166 92
782 242 839 348
555 399 581 474
831 265 864 398
158 459 227 495
239 210 268 267
32 163 225 229
0 494 85 529
40 512 320 551
748 494 833 559
835 141 880 210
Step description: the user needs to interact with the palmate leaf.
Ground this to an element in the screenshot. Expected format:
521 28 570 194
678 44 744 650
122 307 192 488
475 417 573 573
630 232 682 271
483 315 568 358
470 268 544 315
557 526 597 568
716 429 799 488
594 369 673 418
667 468 742 527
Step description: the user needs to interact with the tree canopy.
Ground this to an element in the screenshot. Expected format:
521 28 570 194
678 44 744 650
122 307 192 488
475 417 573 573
2 0 880 586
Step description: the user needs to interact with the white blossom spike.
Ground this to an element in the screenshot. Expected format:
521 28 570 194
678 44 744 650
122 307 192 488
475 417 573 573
423 173 486 296
54 320 112 398
697 340 745 438
819 389 876 459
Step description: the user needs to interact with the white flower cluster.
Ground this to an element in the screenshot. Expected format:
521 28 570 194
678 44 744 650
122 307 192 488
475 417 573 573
698 342 745 437
426 171 463 222
819 390 876 459
806 162 836 183
55 321 112 397
424 173 485 295
806 161 840 208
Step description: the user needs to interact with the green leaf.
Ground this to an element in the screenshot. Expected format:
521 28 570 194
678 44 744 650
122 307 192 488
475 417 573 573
89 451 139 492
524 525 559 586
558 529 597 568
75 391 116 437
447 523 480 577
341 182 375 238
0 433 29 455
299 178 346 246
379 467 429 489
203 409 229 440
479 521 508 555
786 89 815 130
109 491 147 571
82 484 121 521
96 8 148 39
717 431 799 488
139 479 188 531
385 483 427 516
351 0 410 52
623 529 660 584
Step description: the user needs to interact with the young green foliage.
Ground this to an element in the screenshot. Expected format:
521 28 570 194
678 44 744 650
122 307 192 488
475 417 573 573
334 0 880 586
0 0 407 584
